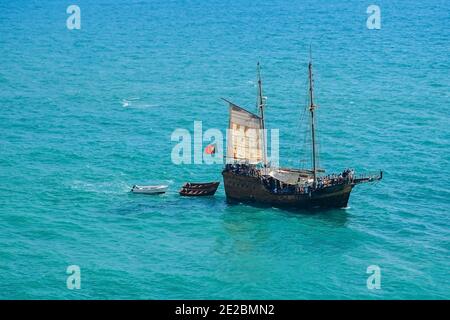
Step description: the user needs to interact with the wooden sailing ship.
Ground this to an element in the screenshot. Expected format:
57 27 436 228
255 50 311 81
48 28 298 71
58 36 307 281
222 59 382 210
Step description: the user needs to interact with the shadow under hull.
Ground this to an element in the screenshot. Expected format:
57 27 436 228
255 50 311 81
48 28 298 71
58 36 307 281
222 171 353 210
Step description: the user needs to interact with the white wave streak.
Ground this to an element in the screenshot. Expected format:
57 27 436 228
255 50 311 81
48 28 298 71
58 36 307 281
121 98 160 109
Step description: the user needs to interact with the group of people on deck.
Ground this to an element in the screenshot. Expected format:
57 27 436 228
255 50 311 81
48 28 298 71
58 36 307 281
224 163 260 177
268 168 355 195
316 168 355 189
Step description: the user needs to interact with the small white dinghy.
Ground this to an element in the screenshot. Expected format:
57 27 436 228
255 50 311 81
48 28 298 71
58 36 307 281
131 185 168 195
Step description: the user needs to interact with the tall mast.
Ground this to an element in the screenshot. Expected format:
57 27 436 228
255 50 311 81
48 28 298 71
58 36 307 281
257 62 267 167
308 54 317 187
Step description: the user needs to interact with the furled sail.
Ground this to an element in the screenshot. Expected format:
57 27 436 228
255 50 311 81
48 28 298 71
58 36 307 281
269 169 314 185
226 102 263 164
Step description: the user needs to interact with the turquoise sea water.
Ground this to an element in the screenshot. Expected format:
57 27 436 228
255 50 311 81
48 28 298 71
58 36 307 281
0 0 449 299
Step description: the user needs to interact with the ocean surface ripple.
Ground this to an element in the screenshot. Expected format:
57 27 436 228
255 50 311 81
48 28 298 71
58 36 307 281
0 0 448 299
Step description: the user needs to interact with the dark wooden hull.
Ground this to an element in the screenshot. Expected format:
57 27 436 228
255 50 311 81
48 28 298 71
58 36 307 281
222 171 353 210
179 182 220 197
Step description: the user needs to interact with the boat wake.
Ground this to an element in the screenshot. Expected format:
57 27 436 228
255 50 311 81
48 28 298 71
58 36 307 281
70 180 130 195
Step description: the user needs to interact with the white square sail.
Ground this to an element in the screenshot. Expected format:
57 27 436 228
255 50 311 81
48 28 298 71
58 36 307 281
226 102 264 164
